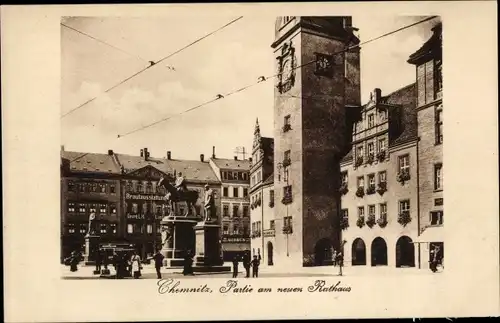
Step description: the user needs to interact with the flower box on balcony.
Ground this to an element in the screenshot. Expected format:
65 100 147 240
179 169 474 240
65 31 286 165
356 216 365 228
339 183 348 195
397 211 411 227
282 158 291 168
282 195 292 205
377 215 388 228
355 156 364 167
367 153 375 165
377 182 387 195
377 150 386 162
366 185 376 195
340 217 349 230
282 124 292 132
355 186 365 198
282 225 293 234
251 231 262 239
397 170 411 184
366 214 376 228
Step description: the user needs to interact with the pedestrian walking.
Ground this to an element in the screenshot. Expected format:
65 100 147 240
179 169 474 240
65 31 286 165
95 248 102 274
183 250 194 276
232 255 239 278
243 252 251 278
149 249 165 279
336 252 344 276
251 255 260 278
130 250 142 279
64 250 81 272
429 246 441 273
332 249 338 267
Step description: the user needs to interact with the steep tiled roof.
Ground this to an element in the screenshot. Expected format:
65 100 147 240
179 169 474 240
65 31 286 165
115 153 219 183
381 83 418 146
341 148 353 163
407 23 442 65
61 151 121 174
211 158 251 170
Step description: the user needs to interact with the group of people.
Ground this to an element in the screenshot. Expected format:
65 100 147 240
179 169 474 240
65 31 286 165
429 245 444 273
232 251 261 278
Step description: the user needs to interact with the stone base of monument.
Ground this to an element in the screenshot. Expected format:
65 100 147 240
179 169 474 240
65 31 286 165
83 235 100 266
160 215 199 268
192 222 230 272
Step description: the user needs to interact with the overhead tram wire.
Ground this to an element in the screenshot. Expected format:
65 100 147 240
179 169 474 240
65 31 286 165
117 15 438 139
60 16 244 119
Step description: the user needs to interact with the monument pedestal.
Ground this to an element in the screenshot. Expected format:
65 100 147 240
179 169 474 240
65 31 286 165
160 215 199 268
84 235 100 266
193 222 230 272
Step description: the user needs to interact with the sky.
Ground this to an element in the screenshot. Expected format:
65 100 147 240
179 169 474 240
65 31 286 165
61 15 439 161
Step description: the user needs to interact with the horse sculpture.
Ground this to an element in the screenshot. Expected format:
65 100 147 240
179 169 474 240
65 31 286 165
157 176 199 217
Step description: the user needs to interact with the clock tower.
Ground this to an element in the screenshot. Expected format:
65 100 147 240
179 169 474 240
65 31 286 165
272 17 360 267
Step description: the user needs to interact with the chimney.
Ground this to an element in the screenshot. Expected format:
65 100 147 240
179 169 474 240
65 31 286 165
143 148 148 160
200 154 205 162
373 88 382 103
212 146 216 159
234 156 238 161
167 151 171 160
108 149 114 156
140 149 144 157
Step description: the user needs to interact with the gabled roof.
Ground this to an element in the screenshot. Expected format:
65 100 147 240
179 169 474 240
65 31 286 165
211 158 251 171
115 153 219 183
61 151 121 174
407 23 442 65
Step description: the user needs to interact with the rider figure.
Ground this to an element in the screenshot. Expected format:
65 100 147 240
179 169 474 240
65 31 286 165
175 172 187 193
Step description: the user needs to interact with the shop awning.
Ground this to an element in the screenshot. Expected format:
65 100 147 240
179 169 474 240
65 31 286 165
413 226 443 243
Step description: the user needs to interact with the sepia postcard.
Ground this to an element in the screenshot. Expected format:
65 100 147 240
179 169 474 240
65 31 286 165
2 2 499 322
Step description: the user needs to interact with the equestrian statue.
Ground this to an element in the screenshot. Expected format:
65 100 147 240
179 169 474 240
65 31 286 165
157 172 199 217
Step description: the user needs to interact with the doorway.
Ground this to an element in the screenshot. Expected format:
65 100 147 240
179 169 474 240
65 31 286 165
371 237 388 266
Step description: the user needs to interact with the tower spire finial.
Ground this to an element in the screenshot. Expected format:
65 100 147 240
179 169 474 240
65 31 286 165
253 117 261 148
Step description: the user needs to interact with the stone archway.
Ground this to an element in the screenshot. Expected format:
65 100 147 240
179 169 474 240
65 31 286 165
352 238 366 266
395 236 415 268
371 237 388 266
267 242 274 266
314 238 333 266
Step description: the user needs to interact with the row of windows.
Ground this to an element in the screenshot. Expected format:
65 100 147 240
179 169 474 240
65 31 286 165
355 138 388 161
251 171 263 186
222 223 249 235
127 223 155 234
355 109 388 133
343 200 410 219
252 217 292 232
222 204 249 217
68 182 116 194
66 223 117 234
125 181 160 194
222 186 248 198
221 171 249 182
67 202 117 215
126 202 165 215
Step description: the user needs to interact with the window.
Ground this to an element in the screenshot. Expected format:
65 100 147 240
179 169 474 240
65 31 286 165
228 172 234 180
243 173 248 181
127 224 133 234
68 223 75 234
435 107 443 144
79 183 85 193
368 205 376 217
243 224 249 235
368 174 375 189
434 57 442 95
137 182 143 193
284 150 291 163
430 211 443 225
434 163 443 190
243 205 249 217
90 183 97 192
68 182 75 192
284 115 291 126
110 184 116 194
99 183 106 193
283 185 292 201
156 204 162 215
283 16 293 24
233 205 239 217
243 188 248 197
357 176 364 188
110 223 117 234
126 182 133 192
100 224 107 234
379 138 387 152
222 172 227 180
342 209 348 219
367 142 374 158
146 182 153 194
380 203 387 218
132 203 138 214
223 187 228 197
379 108 387 121
270 220 275 230
357 146 364 158
79 224 87 234
368 114 375 128
378 171 387 183
147 224 153 234
399 200 410 213
78 204 86 213
257 171 262 182
341 171 348 185
89 204 97 213
68 203 75 213
99 204 107 214
233 224 240 235
398 155 410 173
223 204 229 217
233 172 238 180
284 216 292 228
270 189 275 202
223 225 229 235
110 204 117 215
233 187 239 198
358 207 365 217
